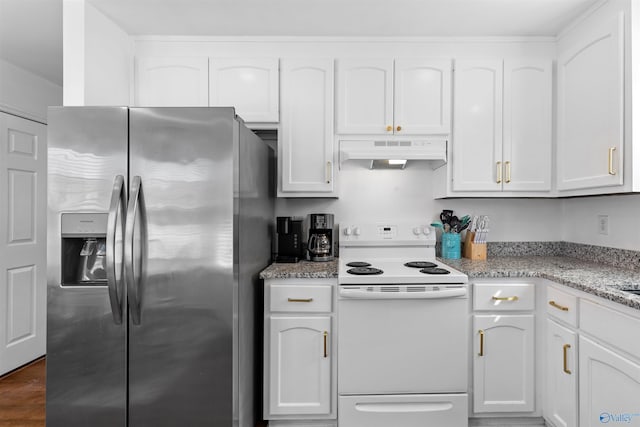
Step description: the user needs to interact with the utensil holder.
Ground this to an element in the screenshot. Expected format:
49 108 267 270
463 232 487 260
441 232 461 259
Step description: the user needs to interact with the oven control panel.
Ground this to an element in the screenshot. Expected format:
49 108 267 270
341 223 435 246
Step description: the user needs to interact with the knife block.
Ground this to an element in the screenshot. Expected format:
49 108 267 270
463 232 487 260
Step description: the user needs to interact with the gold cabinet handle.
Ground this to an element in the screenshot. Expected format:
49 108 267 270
396 125 402 132
325 161 331 184
563 344 572 374
386 125 393 132
323 331 328 358
608 147 617 175
288 298 313 303
478 330 484 356
549 300 569 312
505 161 511 183
496 161 502 184
492 295 519 301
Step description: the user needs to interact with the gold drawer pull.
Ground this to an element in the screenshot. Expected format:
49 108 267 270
563 344 572 375
323 331 328 358
496 161 502 184
288 298 313 303
478 330 485 356
549 300 569 312
492 295 519 302
396 125 402 132
386 125 393 132
608 147 616 175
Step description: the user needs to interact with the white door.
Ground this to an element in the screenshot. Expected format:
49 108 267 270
268 316 331 416
336 59 393 134
452 60 503 192
579 336 640 427
557 13 624 191
503 59 552 192
279 58 334 194
209 58 279 122
545 319 578 427
135 57 209 106
0 112 47 375
473 314 534 413
394 59 451 135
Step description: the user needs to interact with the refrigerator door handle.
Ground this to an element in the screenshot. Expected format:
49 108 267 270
106 175 126 324
125 176 148 325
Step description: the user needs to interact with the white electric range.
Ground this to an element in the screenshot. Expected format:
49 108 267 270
337 222 469 427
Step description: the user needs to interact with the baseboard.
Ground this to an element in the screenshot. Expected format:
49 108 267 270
469 417 546 427
266 420 336 427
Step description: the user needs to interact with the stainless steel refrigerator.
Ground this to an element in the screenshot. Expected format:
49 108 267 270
46 107 274 426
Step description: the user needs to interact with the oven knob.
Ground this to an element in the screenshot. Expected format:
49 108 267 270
422 226 431 235
353 227 361 236
413 227 421 236
344 227 353 236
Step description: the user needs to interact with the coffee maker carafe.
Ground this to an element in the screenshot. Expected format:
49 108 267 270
308 213 334 262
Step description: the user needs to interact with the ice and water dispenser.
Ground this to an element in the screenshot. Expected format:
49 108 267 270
61 213 109 285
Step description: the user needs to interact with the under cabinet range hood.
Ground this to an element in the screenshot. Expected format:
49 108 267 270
339 139 447 169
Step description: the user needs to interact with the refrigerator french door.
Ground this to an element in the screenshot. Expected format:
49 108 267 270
46 107 273 426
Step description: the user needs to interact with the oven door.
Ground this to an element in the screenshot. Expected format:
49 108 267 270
338 285 469 394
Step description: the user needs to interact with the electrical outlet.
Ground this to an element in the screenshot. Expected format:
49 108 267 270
598 215 609 235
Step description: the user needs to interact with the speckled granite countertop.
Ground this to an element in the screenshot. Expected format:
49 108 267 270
259 259 338 279
440 256 640 310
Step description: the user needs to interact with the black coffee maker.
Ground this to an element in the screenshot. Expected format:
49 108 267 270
275 217 304 263
308 213 334 262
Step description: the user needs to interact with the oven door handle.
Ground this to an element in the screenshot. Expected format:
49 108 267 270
340 288 466 299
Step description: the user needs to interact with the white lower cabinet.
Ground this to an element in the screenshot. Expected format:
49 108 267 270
579 336 640 427
473 314 535 413
264 279 337 422
269 316 331 415
545 319 577 427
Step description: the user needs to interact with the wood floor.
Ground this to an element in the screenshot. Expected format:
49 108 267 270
0 358 46 427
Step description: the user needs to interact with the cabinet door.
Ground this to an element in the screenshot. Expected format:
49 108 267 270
579 336 640 427
280 59 334 194
209 58 279 122
557 13 624 191
545 319 577 427
473 314 534 413
135 57 209 106
394 59 451 135
503 60 552 192
453 60 503 191
268 316 332 416
336 59 393 134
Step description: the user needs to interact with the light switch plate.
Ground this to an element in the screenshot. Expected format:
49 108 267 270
598 215 609 235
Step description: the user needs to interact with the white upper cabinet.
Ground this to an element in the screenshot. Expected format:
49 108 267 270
279 58 335 196
453 60 503 192
336 59 451 135
557 12 624 191
503 59 552 191
451 59 552 193
209 58 279 122
135 57 209 106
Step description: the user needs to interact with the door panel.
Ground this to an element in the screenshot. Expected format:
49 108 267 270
0 112 46 376
46 107 128 426
546 319 577 427
128 108 235 426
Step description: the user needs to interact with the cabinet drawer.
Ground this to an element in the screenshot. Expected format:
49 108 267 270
270 285 333 313
581 299 640 359
546 286 578 327
473 283 535 311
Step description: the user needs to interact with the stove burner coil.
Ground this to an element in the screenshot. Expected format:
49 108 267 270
347 267 384 275
420 267 451 275
404 261 438 269
346 261 371 268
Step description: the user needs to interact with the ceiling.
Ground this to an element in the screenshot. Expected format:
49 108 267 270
0 0 599 87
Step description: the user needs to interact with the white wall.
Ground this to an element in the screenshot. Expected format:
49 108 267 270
0 59 62 123
277 164 563 243
63 0 133 106
561 194 640 251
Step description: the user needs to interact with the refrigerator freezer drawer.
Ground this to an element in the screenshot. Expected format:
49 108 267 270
338 394 468 427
